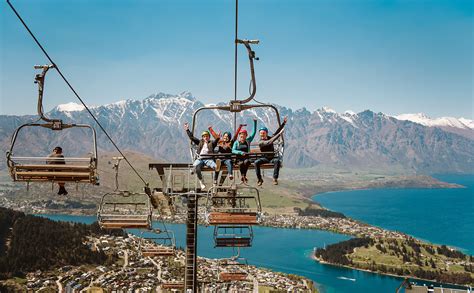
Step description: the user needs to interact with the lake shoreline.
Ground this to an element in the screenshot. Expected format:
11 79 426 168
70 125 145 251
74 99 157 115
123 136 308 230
311 254 472 289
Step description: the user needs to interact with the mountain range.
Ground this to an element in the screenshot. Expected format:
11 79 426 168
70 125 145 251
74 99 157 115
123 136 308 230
1 92 473 174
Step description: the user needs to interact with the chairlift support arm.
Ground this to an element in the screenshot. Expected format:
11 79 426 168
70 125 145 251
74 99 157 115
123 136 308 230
34 64 56 123
235 39 259 105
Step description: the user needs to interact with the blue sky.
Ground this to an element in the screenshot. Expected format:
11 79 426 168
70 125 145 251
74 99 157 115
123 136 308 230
1 0 472 118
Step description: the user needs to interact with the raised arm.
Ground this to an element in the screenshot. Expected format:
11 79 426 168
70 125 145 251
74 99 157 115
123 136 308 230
260 130 284 147
232 141 245 155
246 119 257 143
184 123 200 145
212 136 221 148
233 124 245 142
273 116 288 135
208 126 220 139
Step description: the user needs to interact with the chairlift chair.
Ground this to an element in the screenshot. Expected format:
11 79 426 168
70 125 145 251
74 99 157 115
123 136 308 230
205 185 262 226
218 255 249 282
140 229 176 257
214 225 253 248
6 65 99 185
97 191 152 229
189 40 284 170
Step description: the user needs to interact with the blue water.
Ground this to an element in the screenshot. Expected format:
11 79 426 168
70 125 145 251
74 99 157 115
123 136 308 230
41 214 407 292
315 174 474 255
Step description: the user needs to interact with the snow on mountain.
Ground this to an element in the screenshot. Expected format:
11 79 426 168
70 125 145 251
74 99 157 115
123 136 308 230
320 106 336 113
55 102 85 112
394 113 474 130
459 118 474 129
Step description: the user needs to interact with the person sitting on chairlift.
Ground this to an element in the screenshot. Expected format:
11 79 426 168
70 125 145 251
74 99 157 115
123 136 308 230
255 116 287 186
208 124 245 182
47 146 68 195
184 122 221 189
232 119 257 183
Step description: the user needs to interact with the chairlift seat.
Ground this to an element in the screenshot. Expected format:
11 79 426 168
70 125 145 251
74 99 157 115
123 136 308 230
161 282 184 289
14 170 93 182
208 212 259 225
201 162 276 172
98 214 151 229
215 237 252 247
9 158 98 184
142 247 175 257
99 217 151 229
219 272 248 281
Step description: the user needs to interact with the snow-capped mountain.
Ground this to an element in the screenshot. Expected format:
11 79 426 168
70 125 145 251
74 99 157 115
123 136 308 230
1 92 473 174
395 113 474 130
394 113 474 139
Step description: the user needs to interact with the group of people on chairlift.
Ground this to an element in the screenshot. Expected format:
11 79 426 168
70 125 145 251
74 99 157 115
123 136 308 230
184 116 287 189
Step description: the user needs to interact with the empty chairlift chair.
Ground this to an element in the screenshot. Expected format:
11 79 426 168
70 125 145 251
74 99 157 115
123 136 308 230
6 65 99 186
214 225 253 248
140 229 176 257
205 186 263 226
218 256 249 282
97 191 152 229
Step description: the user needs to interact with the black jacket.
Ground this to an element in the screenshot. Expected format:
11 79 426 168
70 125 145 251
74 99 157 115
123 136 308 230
258 120 286 157
186 129 220 155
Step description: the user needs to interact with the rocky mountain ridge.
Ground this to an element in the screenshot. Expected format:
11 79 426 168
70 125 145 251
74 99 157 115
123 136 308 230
1 92 473 173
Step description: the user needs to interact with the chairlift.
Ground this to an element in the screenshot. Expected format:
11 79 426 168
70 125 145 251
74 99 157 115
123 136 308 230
218 252 249 282
97 191 152 230
214 225 253 248
189 40 284 169
205 185 262 225
139 229 176 257
6 65 98 185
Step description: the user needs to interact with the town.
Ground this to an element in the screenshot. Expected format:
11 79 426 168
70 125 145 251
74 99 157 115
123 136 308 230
24 233 313 292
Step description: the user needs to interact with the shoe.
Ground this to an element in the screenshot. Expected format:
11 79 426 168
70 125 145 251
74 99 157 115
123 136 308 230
199 180 206 190
215 159 221 172
240 177 245 184
190 167 195 175
229 174 234 180
257 179 263 186
244 176 248 183
58 186 66 195
273 179 278 185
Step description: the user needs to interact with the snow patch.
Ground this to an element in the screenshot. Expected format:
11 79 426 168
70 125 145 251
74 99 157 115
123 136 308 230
55 102 85 112
320 106 336 114
394 113 474 130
